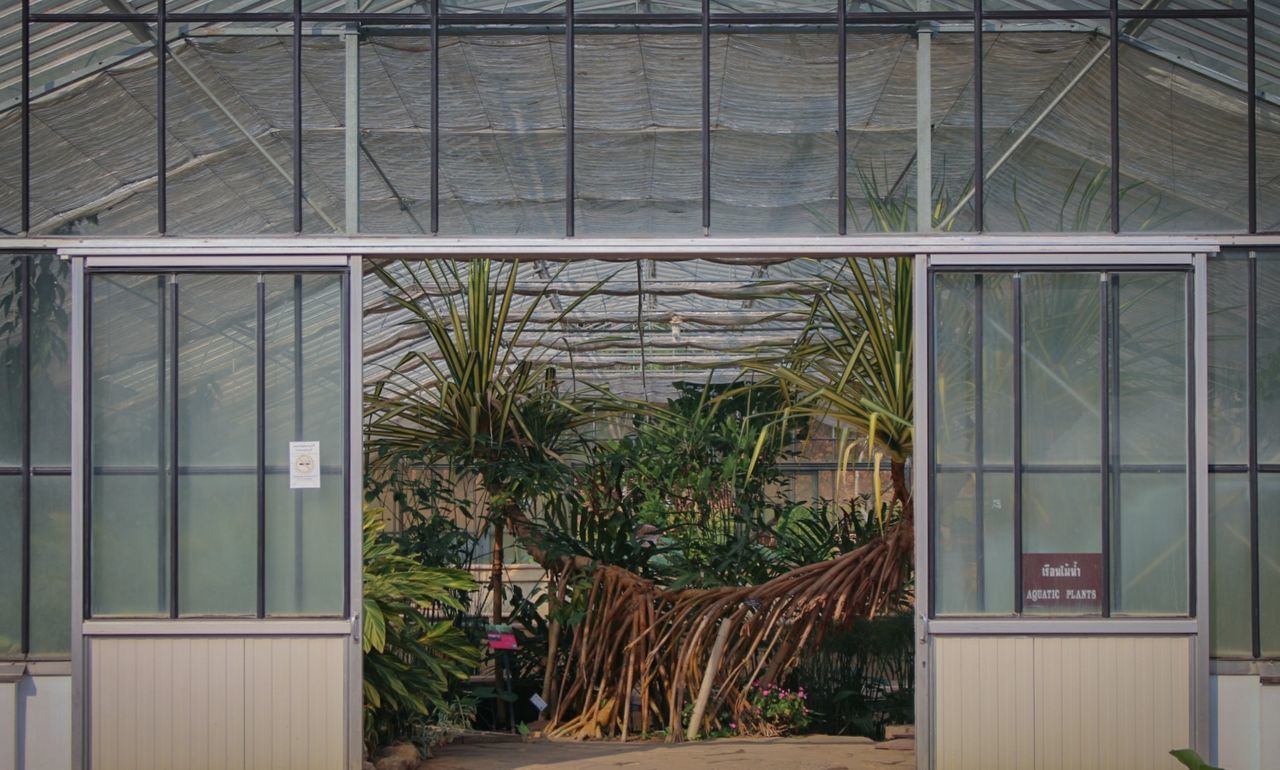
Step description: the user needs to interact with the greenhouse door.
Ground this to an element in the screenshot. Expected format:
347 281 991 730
913 252 1210 770
68 256 362 770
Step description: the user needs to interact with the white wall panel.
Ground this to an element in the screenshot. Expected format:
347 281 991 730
935 636 1192 770
87 636 345 770
17 676 70 770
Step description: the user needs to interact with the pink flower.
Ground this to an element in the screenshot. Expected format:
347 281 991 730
730 722 737 729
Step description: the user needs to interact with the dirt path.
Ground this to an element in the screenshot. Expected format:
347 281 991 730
427 735 914 770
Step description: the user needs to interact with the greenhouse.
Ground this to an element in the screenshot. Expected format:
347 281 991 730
0 0 1276 769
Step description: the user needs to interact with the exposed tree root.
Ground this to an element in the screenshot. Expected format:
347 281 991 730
543 517 913 741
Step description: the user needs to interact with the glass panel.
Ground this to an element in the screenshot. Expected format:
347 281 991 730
1118 19 1247 232
1022 272 1101 464
928 28 979 232
90 274 168 617
264 274 345 616
1260 473 1280 656
1259 254 1280 464
438 32 566 236
443 0 565 15
168 1 291 11
30 257 70 467
932 271 1015 465
166 25 297 235
575 32 701 236
934 471 1015 615
177 274 258 616
30 23 158 236
1208 256 1249 465
1022 472 1102 615
1115 272 1186 466
0 12 19 234
1111 272 1187 617
934 273 975 466
982 274 1015 465
846 30 919 233
1111 472 1187 615
1211 473 1253 656
92 473 168 617
28 475 70 655
1261 58 1280 230
935 472 975 615
983 22 1111 232
25 0 160 13
710 31 838 235
303 0 431 11
359 32 433 234
0 257 21 467
0 475 21 655
987 0 1104 8
850 0 972 11
1119 0 1244 8
265 475 344 616
302 37 348 234
178 474 257 616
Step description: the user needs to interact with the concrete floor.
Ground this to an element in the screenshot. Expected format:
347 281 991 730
427 735 915 769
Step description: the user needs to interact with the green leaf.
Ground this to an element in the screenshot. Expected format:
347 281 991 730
1168 749 1223 770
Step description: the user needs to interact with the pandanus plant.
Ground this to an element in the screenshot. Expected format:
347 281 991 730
743 255 913 527
365 258 608 623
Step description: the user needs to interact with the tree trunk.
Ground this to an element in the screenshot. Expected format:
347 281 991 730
889 458 911 521
491 522 504 624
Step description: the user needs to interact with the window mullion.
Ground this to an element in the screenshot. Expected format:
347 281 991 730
975 273 986 612
168 276 179 619
20 257 32 655
256 276 267 619
293 274 305 613
1013 272 1024 614
1249 252 1260 659
1101 273 1115 618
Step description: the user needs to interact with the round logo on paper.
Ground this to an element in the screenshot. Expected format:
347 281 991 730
294 453 316 475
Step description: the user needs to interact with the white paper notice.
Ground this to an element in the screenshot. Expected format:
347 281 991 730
289 441 321 489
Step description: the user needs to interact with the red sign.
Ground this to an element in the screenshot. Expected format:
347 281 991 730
1021 553 1102 613
486 624 519 650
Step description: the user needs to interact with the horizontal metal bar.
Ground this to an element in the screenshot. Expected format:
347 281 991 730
35 235 1220 260
0 660 72 676
81 619 350 636
83 255 350 268
935 463 1188 473
29 7 1246 23
31 467 73 475
28 13 150 21
929 252 1203 267
1209 658 1280 675
90 465 344 474
928 618 1199 635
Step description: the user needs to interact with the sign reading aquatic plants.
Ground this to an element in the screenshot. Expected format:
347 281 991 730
1021 553 1102 613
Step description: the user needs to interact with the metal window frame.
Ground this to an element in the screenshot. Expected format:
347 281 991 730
14 0 1263 237
68 252 363 770
0 253 74 663
927 262 1197 621
1206 247 1278 662
913 248 1212 769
